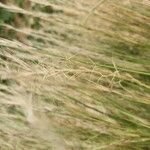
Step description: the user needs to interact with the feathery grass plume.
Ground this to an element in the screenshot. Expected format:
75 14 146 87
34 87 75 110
0 0 150 150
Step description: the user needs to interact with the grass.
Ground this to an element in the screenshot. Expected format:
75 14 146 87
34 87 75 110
0 0 150 150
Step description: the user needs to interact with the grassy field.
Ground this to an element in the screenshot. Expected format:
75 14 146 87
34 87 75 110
0 0 150 150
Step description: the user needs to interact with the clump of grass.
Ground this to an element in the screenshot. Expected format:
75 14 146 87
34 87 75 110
0 0 150 150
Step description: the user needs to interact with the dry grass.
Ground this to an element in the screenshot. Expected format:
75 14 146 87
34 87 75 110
0 0 150 150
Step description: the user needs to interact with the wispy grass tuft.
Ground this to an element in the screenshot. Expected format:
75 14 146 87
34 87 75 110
0 0 150 150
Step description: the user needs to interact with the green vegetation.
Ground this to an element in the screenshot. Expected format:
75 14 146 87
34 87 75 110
0 0 150 150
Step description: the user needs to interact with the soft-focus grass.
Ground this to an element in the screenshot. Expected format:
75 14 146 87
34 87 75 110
0 0 150 150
